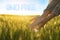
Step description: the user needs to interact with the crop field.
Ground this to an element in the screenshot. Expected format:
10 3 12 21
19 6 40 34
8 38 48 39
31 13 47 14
0 14 60 40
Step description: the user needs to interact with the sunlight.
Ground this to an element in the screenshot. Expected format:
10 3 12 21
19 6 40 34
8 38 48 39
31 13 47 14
0 0 48 15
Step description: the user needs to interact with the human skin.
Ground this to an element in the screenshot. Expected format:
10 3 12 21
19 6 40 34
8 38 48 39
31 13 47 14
29 0 60 30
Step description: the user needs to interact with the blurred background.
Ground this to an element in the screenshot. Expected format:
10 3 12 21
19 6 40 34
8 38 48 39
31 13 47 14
0 0 48 15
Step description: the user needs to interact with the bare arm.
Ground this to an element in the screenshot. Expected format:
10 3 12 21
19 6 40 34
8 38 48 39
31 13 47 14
29 0 60 30
38 3 60 29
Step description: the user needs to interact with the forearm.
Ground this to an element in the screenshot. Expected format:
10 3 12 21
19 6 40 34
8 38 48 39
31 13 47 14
41 0 59 18
45 0 59 12
29 0 60 30
39 13 55 28
39 2 60 28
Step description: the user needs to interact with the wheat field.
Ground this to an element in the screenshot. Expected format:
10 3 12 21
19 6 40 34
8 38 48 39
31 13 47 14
0 14 60 40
